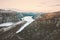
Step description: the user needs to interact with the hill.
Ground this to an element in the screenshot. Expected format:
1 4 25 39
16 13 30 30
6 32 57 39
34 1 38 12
0 9 60 40
16 11 60 40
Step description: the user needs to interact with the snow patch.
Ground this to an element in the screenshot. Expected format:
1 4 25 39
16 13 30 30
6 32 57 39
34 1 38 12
16 16 35 33
0 22 14 27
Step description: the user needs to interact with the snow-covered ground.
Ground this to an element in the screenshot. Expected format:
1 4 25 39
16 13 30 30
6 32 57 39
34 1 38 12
0 16 35 33
0 22 14 27
16 16 35 33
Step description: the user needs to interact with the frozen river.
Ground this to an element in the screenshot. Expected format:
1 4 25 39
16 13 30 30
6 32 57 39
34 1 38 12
16 16 35 33
0 16 35 34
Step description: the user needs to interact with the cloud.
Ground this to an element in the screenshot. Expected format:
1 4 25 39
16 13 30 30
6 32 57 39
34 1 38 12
54 4 60 6
50 4 60 7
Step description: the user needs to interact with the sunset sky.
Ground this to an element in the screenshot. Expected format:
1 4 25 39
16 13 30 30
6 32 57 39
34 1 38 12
0 0 60 12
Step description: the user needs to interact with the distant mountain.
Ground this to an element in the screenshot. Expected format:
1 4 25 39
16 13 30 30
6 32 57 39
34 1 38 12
0 9 19 23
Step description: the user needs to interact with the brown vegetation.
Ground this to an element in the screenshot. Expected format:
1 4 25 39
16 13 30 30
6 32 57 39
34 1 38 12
40 12 60 20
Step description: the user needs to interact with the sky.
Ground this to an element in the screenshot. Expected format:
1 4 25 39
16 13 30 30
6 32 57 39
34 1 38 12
0 0 60 12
